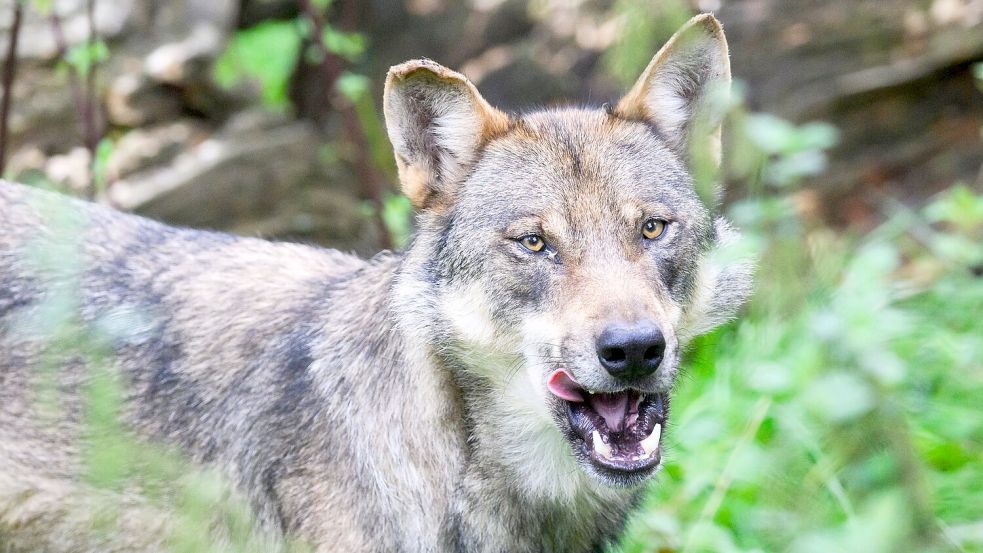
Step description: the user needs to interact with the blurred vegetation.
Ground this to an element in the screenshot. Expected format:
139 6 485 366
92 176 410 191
609 65 983 553
2 1 981 552
20 200 312 552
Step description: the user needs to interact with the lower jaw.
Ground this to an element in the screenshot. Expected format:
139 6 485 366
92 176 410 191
579 446 662 486
589 447 661 475
581 428 663 478
568 398 665 465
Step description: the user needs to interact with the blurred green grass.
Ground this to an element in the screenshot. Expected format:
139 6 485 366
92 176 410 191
601 14 983 550
611 171 983 553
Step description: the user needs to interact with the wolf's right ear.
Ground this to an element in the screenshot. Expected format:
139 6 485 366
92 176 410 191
384 59 510 210
615 14 731 170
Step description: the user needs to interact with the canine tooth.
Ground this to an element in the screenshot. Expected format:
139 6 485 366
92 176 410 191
592 430 613 459
640 423 662 456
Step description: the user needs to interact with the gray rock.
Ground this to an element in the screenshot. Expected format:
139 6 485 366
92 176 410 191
0 0 135 61
107 120 379 253
105 120 205 181
144 24 224 85
44 146 91 193
105 72 183 127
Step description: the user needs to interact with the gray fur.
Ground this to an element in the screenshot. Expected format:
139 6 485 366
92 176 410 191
0 14 751 553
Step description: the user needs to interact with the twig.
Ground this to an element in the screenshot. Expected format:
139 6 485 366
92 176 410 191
83 0 101 156
49 2 103 198
0 0 24 175
296 0 393 250
48 11 88 131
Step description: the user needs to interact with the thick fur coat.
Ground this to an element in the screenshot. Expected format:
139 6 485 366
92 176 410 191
0 14 751 553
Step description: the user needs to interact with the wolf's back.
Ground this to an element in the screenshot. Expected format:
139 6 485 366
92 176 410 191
0 180 392 551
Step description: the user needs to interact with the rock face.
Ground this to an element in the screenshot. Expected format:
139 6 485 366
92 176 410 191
107 113 379 253
1 0 981 249
351 0 983 223
1 0 380 253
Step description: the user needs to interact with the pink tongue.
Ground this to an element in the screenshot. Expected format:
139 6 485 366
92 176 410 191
591 393 629 431
547 370 585 402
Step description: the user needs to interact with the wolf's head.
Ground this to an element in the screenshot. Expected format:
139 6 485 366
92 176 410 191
385 15 752 493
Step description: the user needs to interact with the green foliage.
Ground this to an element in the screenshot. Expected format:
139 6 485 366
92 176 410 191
29 0 51 13
91 136 115 195
321 27 366 61
723 86 841 194
62 39 110 78
21 199 313 551
214 20 304 109
741 113 839 187
611 144 983 553
381 193 414 248
601 20 982 548
601 0 692 87
212 14 367 110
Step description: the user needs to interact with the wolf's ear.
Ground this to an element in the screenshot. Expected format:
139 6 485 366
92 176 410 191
384 59 510 210
615 14 730 169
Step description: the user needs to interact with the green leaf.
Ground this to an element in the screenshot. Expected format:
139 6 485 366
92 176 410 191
381 193 413 248
336 72 370 103
64 40 110 77
213 19 304 109
321 27 366 61
91 136 115 196
804 371 876 423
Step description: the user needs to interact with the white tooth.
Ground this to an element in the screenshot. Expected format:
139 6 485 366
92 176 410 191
640 424 662 457
592 430 613 459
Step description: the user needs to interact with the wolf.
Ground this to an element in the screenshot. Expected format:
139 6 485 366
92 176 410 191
0 13 751 553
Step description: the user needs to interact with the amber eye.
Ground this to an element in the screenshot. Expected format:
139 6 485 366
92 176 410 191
642 219 668 240
518 234 546 253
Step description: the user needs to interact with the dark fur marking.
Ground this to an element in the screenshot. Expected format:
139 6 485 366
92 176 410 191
0 289 35 321
276 333 316 415
659 258 682 296
262 459 288 531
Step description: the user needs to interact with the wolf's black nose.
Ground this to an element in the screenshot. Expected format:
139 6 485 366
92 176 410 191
596 322 665 380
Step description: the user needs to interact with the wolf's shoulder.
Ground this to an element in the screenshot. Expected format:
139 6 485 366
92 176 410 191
0 179 374 286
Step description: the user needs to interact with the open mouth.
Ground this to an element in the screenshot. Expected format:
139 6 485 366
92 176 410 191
547 369 666 477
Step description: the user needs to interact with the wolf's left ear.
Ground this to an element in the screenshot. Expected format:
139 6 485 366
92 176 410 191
384 59 510 210
615 14 730 168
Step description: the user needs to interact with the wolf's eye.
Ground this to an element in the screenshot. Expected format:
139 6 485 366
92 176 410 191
518 234 546 253
641 219 668 240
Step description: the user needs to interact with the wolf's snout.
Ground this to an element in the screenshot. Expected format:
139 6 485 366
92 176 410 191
596 322 665 380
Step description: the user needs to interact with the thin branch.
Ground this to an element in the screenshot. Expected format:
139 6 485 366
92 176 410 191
83 0 101 156
49 2 103 198
0 0 24 175
48 11 93 150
